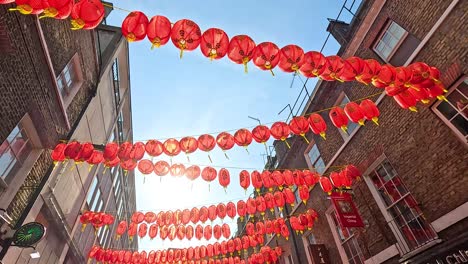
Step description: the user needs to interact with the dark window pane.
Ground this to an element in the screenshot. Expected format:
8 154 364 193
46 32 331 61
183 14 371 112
451 114 468 136
437 101 458 120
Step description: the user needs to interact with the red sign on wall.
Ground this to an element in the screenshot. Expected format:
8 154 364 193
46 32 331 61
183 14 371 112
330 192 364 228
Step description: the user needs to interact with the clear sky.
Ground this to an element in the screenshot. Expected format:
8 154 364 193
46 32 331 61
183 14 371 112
106 0 360 252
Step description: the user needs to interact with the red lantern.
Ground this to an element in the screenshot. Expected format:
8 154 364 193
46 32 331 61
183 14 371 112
280 224 290 240
394 90 418 112
154 160 170 176
308 113 327 139
320 56 345 81
289 116 310 143
149 224 158 240
357 59 381 85
190 207 200 224
283 169 294 187
217 203 227 220
237 200 247 220
233 128 252 150
319 177 333 194
246 222 255 236
120 159 137 171
270 122 290 147
252 125 271 144
239 170 250 191
51 143 66 163
261 170 274 191
64 141 81 160
227 35 256 73
213 225 221 240
132 212 145 224
145 140 163 157
251 170 263 193
256 196 267 215
226 202 236 219
344 102 366 125
222 223 231 239
180 136 198 160
70 0 105 30
168 225 177 241
199 206 209 223
252 42 281 75
87 150 103 166
163 138 181 157
274 191 285 211
117 142 132 160
144 212 156 224
39 0 72 19
360 99 380 125
186 165 201 181
171 19 202 58
329 106 349 133
345 165 361 181
103 142 119 161
104 157 119 169
128 222 137 240
165 211 174 226
138 223 148 238
218 168 230 190
340 56 365 81
216 132 235 158
278 45 305 73
177 225 186 240
271 170 284 190
181 209 191 225
208 205 217 222
138 159 154 175
186 225 194 240
203 225 213 240
264 192 275 212
283 187 295 207
373 65 396 89
147 15 171 49
8 0 46 15
242 235 250 251
76 142 94 162
299 51 327 78
293 170 305 186
116 220 127 238
122 11 149 42
201 166 217 184
200 28 229 60
247 197 257 216
198 134 216 162
408 85 431 104
299 185 310 204
303 170 318 186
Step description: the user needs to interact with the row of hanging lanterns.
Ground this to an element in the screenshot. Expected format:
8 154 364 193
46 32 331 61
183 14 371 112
248 246 282 264
3 0 106 29
318 165 362 194
116 221 231 242
79 211 114 231
88 243 282 263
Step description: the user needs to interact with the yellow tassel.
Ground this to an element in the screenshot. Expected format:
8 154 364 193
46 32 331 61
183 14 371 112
421 99 430 104
269 69 275 76
319 132 326 140
151 42 161 50
358 120 365 126
437 95 448 102
372 117 379 125
283 139 291 149
243 61 248 73
301 134 310 144
179 48 184 59
341 126 348 133
409 106 418 112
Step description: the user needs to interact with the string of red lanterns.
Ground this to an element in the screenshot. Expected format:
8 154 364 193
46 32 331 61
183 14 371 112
87 244 283 264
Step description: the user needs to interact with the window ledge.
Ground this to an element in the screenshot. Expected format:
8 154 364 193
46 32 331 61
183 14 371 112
398 239 442 262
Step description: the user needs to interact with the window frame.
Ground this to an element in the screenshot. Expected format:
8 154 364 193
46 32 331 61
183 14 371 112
335 92 359 140
304 140 326 175
56 53 83 108
372 20 409 63
431 76 468 145
363 155 438 255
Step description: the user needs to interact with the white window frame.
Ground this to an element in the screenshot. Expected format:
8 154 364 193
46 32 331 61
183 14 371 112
0 114 42 208
335 92 359 140
362 155 438 255
304 140 326 175
302 231 317 264
57 53 83 108
373 20 408 62
326 206 365 264
431 76 467 145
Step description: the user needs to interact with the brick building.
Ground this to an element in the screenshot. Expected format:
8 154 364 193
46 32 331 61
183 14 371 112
265 0 467 263
0 3 137 263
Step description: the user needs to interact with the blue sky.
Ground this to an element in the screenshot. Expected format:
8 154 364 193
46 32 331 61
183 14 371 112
106 0 360 251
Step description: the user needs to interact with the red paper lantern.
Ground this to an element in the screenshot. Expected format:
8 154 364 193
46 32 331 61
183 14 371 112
177 225 186 240
8 0 46 15
308 113 327 139
320 56 345 81
138 223 148 238
213 225 221 240
329 106 349 133
222 223 230 239
149 224 158 240
180 136 198 156
185 165 201 181
116 220 127 238
408 85 431 104
138 159 154 175
75 142 94 162
319 177 333 194
271 170 284 190
226 202 236 219
270 122 290 147
274 191 285 211
201 166 217 183
51 143 66 162
117 142 132 160
40 0 72 19
186 225 194 240
181 209 191 225
190 207 200 224
104 157 119 169
394 90 418 111
283 187 295 207
64 141 82 160
203 225 213 240
208 205 217 222
344 102 366 125
360 99 380 125
246 222 255 236
293 170 305 186
70 0 105 30
373 64 396 89
357 59 381 85
298 185 310 204
280 224 290 240
147 15 171 49
163 138 181 157
233 128 252 149
261 170 274 191
227 35 256 73
252 125 271 144
264 192 275 212
165 211 174 226
168 225 177 241
252 42 281 75
200 28 229 60
303 170 318 186
199 206 209 223
144 212 156 224
171 19 202 58
340 56 365 82
198 134 216 162
278 45 305 73
120 159 137 171
289 116 310 143
299 51 327 78
247 197 257 216
103 142 119 161
128 222 137 240
87 150 103 166
132 212 145 224
216 132 235 156
251 170 263 192
239 170 250 191
145 140 163 157
256 196 267 215
283 169 294 187
236 200 247 220
154 160 170 176
217 203 227 220
122 11 149 42
218 168 230 190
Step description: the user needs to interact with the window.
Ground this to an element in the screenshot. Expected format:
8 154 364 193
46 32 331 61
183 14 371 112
306 143 325 174
329 211 365 264
373 21 407 62
432 77 467 144
0 122 32 183
337 94 358 139
293 186 302 206
86 177 103 211
56 53 83 107
367 158 437 252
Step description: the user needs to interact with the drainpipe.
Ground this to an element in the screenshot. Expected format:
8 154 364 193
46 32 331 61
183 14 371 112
33 17 71 130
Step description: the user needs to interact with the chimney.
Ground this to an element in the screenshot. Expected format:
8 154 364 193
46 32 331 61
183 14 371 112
326 18 350 46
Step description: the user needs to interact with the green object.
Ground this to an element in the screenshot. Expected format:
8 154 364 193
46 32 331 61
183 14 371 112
12 222 46 248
